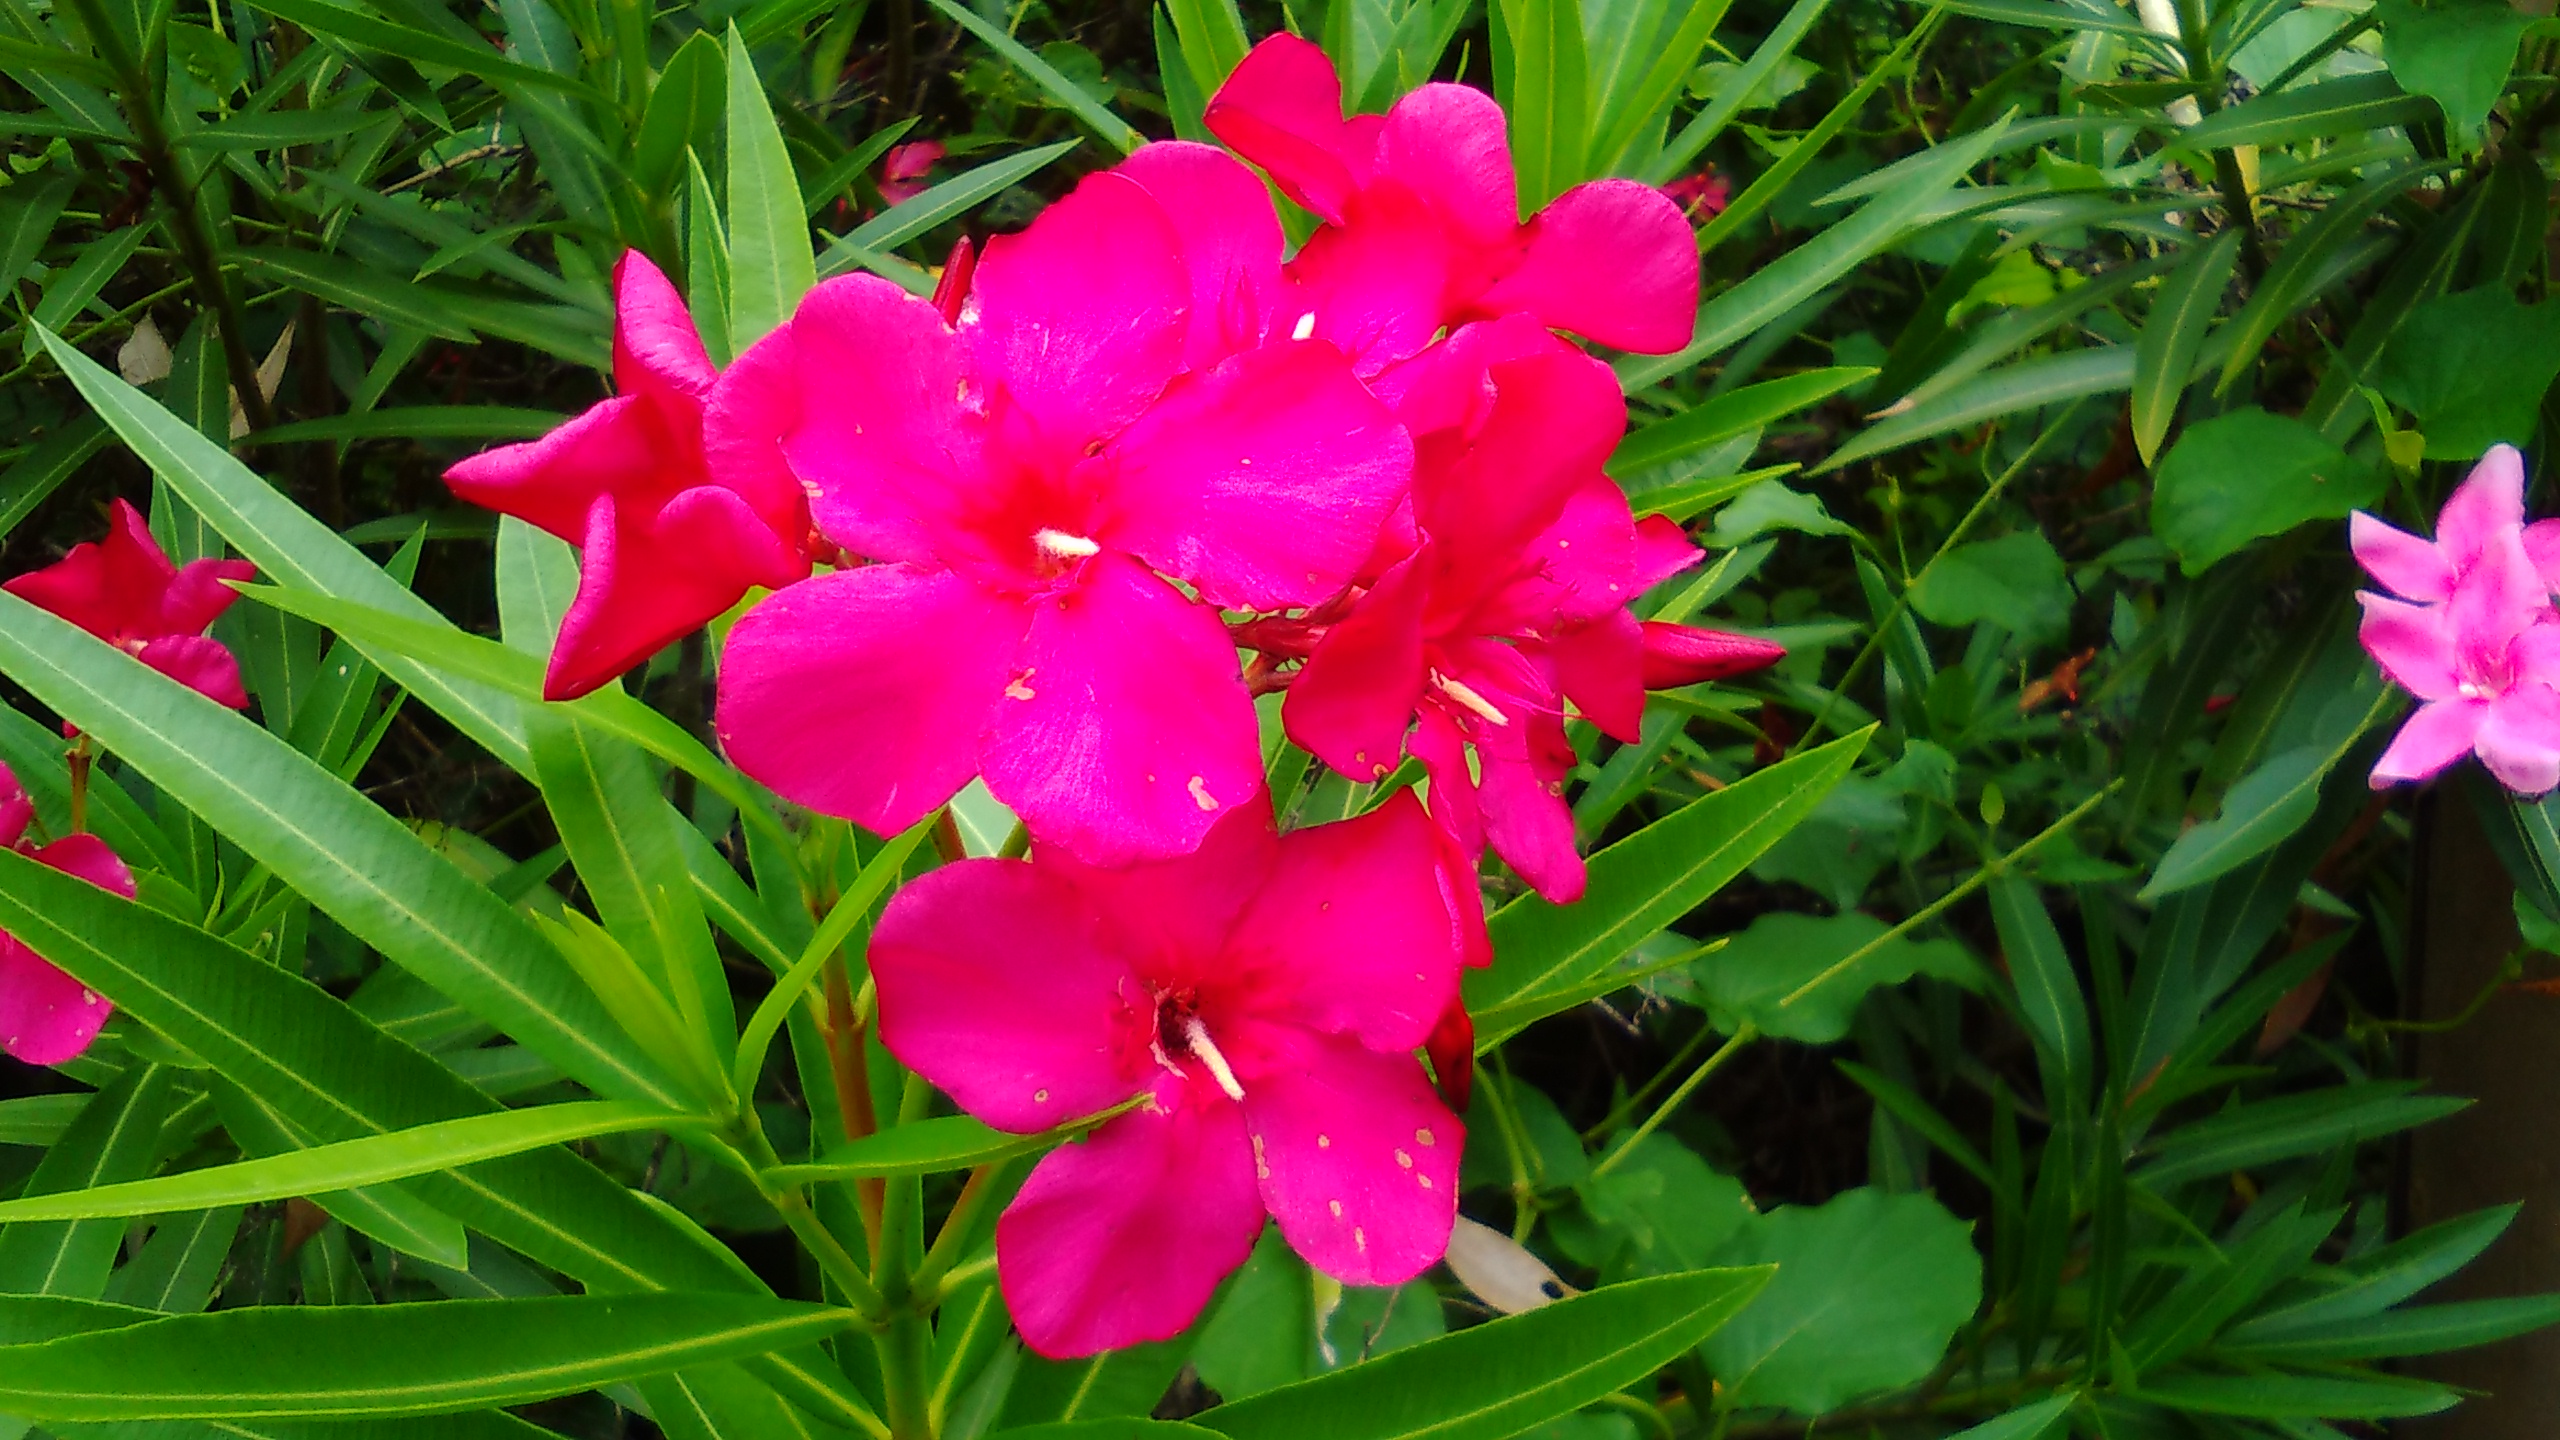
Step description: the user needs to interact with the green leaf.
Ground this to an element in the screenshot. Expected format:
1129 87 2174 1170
2140 1082 2468 1188
1195 1269 1771 1440
0 1068 180 1300
0 175 74 295
2217 161 2438 392
2130 1371 2456 1419
0 1295 861 1420
0 590 684 1109
2228 1205 2514 1338
1937 1394 2076 1440
2151 407 2383 576
0 417 108 543
1691 911 1981 1043
2371 286 2560 460
1823 347 2135 472
1702 1188 1982 1414
1468 731 1869 1043
2143 680 2393 900
819 140 1081 279
1609 369 1873 476
1833 1061 1994 1186
247 407 568 444
1989 876 2089 1102
1493 0 1589 211
635 32 723 200
1937 0 2151 32
241 0 600 97
1585 0 1737 173
2175 71 2434 153
2379 0 2535 146
0 1103 694 1223
175 107 387 148
2216 1293 2560 1362
723 24 814 349
2131 230 2240 464
920 0 1140 152
1621 120 2009 388
762 1113 1094 1186
991 1423 1222 1440
1704 479 1855 546
1648 0 1830 184
1908 530 2069 640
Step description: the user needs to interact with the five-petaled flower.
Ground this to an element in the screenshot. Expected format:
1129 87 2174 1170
0 762 129 1065
871 792 1467 1357
3 499 255 709
445 251 814 701
711 155 1411 865
1206 34 1701 356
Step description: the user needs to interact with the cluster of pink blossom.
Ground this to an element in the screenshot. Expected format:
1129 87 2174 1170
0 499 249 1062
2357 445 2560 795
440 35 1784 1357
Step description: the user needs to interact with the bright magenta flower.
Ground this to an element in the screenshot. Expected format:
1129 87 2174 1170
879 140 945 206
3 499 254 708
445 251 812 701
1205 34 1700 356
871 792 1465 1357
2352 444 2560 602
710 162 1411 863
2362 524 2560 793
0 763 129 1065
1283 318 1780 901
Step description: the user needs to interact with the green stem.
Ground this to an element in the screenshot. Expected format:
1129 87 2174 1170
872 1074 937 1440
911 1161 1007 1302
57 0 275 435
1589 1024 1756 1179
730 1118 889 1320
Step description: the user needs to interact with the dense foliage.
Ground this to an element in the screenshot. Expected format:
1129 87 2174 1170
6 0 2560 1436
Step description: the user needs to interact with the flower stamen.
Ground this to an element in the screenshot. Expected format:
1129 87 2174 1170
1431 669 1510 726
1182 1014 1247 1102
1034 528 1101 559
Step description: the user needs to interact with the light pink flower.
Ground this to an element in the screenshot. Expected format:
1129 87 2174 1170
1284 318 1779 902
870 793 1466 1357
0 763 129 1065
445 251 812 701
2352 444 2560 603
710 161 1411 863
2362 525 2560 793
879 140 945 206
1205 34 1700 356
3 499 254 708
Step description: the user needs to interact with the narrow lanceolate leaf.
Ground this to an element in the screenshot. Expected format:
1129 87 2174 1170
1821 348 2136 471
0 1295 862 1420
1937 1395 2077 1440
0 417 107 545
1197 1269 1770 1440
2138 1082 2468 1188
0 1068 178 1300
762 1112 1115 1186
2173 72 2433 155
0 1104 696 1223
723 24 814 349
2212 1294 2560 1363
922 0 1141 152
1620 122 2007 388
2130 230 2239 464
37 327 532 772
1609 368 1875 476
1468 730 1869 1040
1989 876 2090 1103
817 141 1080 278
0 591 685 1110
1495 0 1589 211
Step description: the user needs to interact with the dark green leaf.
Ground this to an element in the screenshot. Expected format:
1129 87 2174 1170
2151 408 2382 575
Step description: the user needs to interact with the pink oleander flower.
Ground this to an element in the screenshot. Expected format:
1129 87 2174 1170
1284 317 1783 902
3 499 254 708
710 159 1412 864
2361 523 2560 793
1662 167 1733 223
1205 34 1701 356
2353 443 2560 603
880 140 945 206
445 251 812 701
0 763 129 1065
871 792 1466 1358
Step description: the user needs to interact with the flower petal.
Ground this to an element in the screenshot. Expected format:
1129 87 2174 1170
30 833 134 899
968 172 1189 450
0 834 132 1067
712 274 973 567
997 1092 1267 1358
2370 698 2487 788
1631 514 1705 591
1034 799 1281 982
1475 179 1700 354
1415 351 1626 609
1204 34 1373 221
1550 609 1645 743
547 486 809 701
0 764 30 851
2525 519 2560 595
1640 621 1788 689
2438 443 2528 569
2478 683 2560 795
2356 591 2459 701
2 499 175 643
611 250 717 402
1377 84 1518 248
158 557 255 638
136 635 249 709
981 554 1263 865
872 858 1150 1131
446 393 694 545
1226 790 1461 1053
1239 1031 1460 1288
1103 339 1413 611
1113 142 1287 369
716 564 1028 835
1284 186 1454 375
2349 511 2454 604
1286 557 1429 782
1477 706 1585 903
